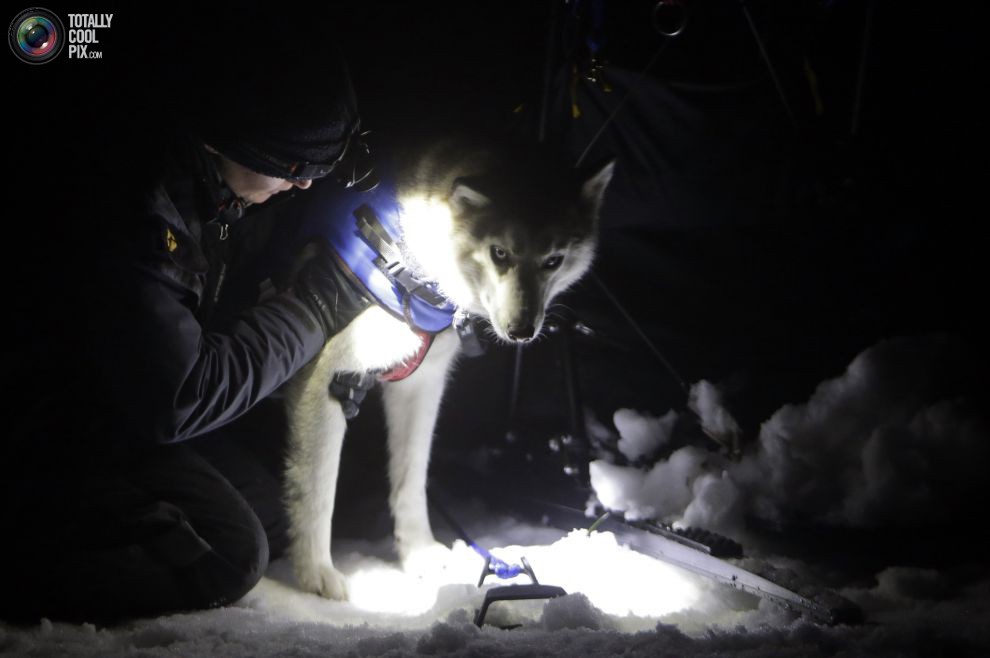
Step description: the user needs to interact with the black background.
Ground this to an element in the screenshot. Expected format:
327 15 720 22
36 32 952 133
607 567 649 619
6 2 986 541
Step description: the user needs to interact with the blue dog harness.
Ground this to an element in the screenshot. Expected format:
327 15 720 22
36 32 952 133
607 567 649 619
298 177 459 380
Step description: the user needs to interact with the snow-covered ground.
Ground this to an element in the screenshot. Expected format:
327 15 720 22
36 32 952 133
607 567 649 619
3 525 988 657
589 334 987 537
3 334 987 657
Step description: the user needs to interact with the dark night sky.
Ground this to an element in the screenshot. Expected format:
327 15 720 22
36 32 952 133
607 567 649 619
6 0 986 519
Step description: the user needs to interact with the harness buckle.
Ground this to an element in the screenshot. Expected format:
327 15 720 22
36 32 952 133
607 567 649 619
355 203 449 309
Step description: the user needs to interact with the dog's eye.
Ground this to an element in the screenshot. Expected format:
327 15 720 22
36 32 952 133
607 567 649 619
490 245 508 263
542 255 564 270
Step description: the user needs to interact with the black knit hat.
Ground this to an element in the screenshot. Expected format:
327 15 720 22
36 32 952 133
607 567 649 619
189 12 362 181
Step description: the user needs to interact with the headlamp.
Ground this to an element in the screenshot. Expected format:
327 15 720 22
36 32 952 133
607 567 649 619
325 125 379 191
218 120 379 191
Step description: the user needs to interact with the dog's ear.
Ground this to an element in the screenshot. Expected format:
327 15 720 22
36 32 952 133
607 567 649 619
449 178 492 215
580 159 616 217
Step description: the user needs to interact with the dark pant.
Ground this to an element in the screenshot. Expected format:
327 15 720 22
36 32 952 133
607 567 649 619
0 407 289 625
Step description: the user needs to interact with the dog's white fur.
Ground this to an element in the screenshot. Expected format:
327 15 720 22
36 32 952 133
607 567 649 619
282 149 613 599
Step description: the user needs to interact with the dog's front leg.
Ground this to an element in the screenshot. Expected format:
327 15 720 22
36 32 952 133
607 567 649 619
381 328 461 571
283 347 349 600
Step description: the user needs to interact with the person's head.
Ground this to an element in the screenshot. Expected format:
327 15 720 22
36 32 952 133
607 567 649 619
205 146 313 204
182 10 368 203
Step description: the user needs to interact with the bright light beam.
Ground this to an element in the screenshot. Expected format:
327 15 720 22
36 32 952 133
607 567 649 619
398 195 475 308
345 530 699 618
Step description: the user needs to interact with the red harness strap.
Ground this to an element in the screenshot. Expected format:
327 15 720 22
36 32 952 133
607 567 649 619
378 330 435 382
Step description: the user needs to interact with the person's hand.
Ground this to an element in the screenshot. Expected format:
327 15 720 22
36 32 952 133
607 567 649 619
292 240 369 340
329 371 377 419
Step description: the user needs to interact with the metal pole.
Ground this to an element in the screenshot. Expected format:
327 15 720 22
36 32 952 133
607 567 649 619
851 0 876 138
505 343 524 441
739 0 799 133
558 319 590 485
538 0 560 144
590 271 689 396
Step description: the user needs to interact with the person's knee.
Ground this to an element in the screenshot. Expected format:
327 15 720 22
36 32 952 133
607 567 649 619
234 512 270 597
179 507 269 610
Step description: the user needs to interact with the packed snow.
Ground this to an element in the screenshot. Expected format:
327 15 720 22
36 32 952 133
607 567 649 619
589 334 987 538
3 334 988 657
3 532 988 657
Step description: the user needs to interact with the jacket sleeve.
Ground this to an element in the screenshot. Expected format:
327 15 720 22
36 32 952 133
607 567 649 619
93 208 327 445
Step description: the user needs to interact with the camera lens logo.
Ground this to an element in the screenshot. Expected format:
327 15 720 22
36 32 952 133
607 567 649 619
9 8 65 64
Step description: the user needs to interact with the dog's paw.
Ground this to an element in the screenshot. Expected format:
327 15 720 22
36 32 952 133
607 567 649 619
295 561 349 600
400 539 453 579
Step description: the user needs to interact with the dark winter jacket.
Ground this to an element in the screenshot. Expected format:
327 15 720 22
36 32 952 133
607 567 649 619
84 140 327 445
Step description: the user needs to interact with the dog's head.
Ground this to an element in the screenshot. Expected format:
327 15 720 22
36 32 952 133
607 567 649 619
447 161 613 342
410 157 613 343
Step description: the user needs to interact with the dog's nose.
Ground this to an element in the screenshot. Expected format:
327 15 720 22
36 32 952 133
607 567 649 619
507 322 536 341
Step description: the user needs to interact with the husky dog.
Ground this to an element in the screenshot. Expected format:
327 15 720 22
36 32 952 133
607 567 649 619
281 138 613 599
